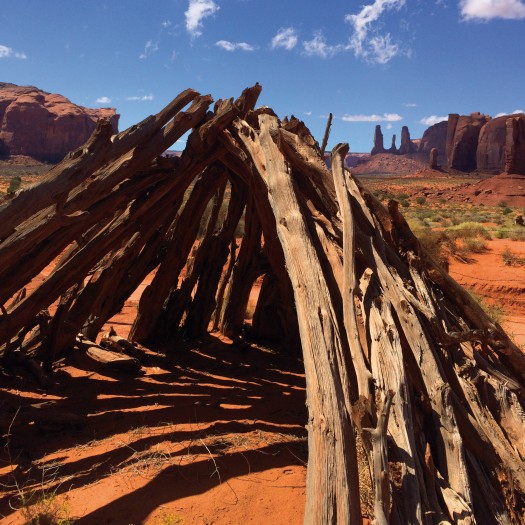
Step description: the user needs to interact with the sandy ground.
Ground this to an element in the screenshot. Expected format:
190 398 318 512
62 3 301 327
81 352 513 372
449 238 525 348
0 333 308 525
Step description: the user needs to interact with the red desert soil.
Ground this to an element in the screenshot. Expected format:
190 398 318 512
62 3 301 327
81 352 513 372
1 263 309 525
449 238 525 348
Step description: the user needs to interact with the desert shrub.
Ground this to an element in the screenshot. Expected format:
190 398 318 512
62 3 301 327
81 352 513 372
498 200 508 208
503 207 513 215
509 229 525 241
415 196 426 205
397 193 409 200
445 222 491 240
19 492 74 525
463 237 487 253
400 199 410 208
502 248 525 266
415 230 452 269
494 229 509 239
7 175 22 194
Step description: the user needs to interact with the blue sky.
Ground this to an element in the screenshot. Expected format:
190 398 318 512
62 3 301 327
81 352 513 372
1 0 525 152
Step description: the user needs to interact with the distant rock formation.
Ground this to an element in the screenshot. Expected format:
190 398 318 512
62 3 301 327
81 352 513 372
371 125 385 155
371 124 417 156
399 125 416 155
388 134 398 154
418 120 447 166
429 148 438 169
443 112 525 174
0 82 119 161
446 113 489 172
504 115 525 175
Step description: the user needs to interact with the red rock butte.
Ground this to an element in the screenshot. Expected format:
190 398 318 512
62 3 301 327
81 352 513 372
0 82 119 162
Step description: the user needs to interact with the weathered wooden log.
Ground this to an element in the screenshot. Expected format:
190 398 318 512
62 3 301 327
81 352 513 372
130 167 227 344
216 195 266 337
184 176 247 337
155 178 228 342
233 113 361 524
75 335 141 374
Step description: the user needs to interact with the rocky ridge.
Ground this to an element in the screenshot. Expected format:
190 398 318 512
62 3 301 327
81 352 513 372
0 82 119 161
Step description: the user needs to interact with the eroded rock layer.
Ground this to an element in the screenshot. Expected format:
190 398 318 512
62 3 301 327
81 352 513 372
0 82 119 161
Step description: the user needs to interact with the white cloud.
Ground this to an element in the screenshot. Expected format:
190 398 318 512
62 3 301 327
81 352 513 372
420 115 448 126
126 94 154 101
271 27 298 50
302 31 344 58
386 123 393 129
404 102 418 107
368 34 399 64
495 109 525 117
161 20 172 28
185 0 219 37
96 96 111 104
139 40 159 59
341 113 403 122
304 111 312 116
461 0 525 20
345 0 406 63
215 40 256 52
0 44 27 59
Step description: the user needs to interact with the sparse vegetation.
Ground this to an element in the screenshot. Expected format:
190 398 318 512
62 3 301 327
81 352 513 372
502 248 525 266
19 492 74 525
468 289 506 324
7 175 22 194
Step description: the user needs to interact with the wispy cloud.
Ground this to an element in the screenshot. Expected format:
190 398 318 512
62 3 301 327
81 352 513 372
345 0 406 63
304 111 312 116
404 102 418 107
302 31 344 58
342 113 403 122
125 94 154 101
185 0 219 37
495 109 525 117
215 40 256 52
0 44 27 59
271 27 298 50
96 96 111 104
420 115 448 126
139 40 159 59
460 0 525 20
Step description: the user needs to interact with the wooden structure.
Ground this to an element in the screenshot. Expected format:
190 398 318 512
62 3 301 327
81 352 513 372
1 85 524 524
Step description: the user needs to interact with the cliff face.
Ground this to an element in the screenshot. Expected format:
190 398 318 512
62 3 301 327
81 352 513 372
476 116 509 173
0 83 119 161
444 112 525 174
505 115 525 175
418 120 447 158
446 113 489 172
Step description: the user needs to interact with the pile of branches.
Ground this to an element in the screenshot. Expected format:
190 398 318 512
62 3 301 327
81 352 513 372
1 84 524 524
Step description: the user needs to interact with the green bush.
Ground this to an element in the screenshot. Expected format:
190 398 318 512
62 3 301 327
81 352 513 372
445 222 491 240
502 248 525 266
415 196 426 205
463 237 487 253
7 176 21 194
